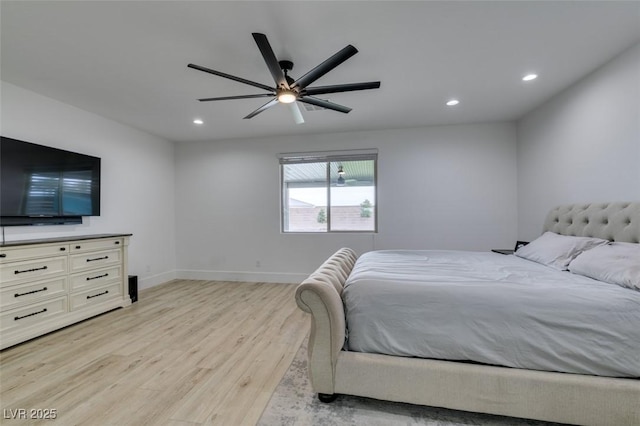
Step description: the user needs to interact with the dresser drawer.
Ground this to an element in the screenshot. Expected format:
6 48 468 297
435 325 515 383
1 296 68 334
70 238 124 253
70 265 122 292
0 256 67 287
70 249 122 272
0 277 68 311
0 244 69 264
70 282 122 311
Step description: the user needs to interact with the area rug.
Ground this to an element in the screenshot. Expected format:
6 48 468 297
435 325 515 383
257 342 563 426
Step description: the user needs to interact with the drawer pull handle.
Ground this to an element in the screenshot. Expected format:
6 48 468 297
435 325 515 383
15 266 48 275
87 256 109 262
87 290 109 299
76 245 81 249
115 241 120 245
86 273 109 281
15 287 48 298
0 254 6 258
15 308 47 321
60 247 66 251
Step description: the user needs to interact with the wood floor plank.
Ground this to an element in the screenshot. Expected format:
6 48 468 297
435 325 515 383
0 280 309 426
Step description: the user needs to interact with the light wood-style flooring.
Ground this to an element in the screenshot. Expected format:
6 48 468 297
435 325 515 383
0 280 309 425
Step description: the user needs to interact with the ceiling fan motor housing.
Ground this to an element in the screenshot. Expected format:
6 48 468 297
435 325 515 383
279 60 294 72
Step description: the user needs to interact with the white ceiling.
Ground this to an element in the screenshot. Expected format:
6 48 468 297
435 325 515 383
1 1 639 143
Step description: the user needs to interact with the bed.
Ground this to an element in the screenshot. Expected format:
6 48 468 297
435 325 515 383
295 202 640 426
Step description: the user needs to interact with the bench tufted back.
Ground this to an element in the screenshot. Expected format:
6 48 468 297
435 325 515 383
543 202 639 243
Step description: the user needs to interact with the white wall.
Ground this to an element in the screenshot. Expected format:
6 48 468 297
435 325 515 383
175 122 517 282
1 82 177 289
517 43 640 240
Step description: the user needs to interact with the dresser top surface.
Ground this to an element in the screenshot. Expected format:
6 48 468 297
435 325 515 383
1 234 132 248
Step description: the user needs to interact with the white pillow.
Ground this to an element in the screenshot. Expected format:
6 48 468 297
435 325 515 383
515 231 608 271
569 242 640 290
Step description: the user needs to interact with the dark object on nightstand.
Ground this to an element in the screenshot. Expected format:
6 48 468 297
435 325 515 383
491 249 514 255
492 240 530 255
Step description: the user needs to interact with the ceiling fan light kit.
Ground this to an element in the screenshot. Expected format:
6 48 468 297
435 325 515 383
188 33 380 123
277 90 297 104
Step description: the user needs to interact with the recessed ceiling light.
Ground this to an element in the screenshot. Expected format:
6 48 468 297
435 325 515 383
193 118 204 125
446 99 460 106
522 74 538 82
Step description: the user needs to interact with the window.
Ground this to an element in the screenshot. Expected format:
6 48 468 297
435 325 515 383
279 149 377 233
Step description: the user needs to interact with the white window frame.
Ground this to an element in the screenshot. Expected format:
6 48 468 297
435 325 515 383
278 149 378 233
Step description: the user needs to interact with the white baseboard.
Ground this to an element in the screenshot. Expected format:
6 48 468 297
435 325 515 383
175 269 307 284
138 270 178 290
134 269 306 291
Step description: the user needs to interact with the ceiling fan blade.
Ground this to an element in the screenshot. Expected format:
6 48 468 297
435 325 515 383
244 98 279 119
198 94 273 102
291 45 358 90
303 81 381 96
188 63 274 93
288 102 305 125
252 33 288 89
298 96 351 114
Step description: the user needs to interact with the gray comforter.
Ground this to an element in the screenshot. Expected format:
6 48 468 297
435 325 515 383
343 250 640 378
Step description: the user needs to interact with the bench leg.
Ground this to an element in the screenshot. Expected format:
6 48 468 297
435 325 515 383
318 393 338 403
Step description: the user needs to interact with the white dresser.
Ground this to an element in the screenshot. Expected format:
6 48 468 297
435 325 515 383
0 234 131 349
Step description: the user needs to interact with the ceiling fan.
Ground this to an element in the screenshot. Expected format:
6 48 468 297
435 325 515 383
187 33 381 124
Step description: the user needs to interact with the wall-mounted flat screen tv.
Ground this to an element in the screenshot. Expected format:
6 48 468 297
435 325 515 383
1 136 101 226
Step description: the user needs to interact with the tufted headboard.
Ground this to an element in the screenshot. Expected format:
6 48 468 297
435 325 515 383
543 202 640 243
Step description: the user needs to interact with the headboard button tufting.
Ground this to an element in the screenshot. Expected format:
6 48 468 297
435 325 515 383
543 202 639 243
